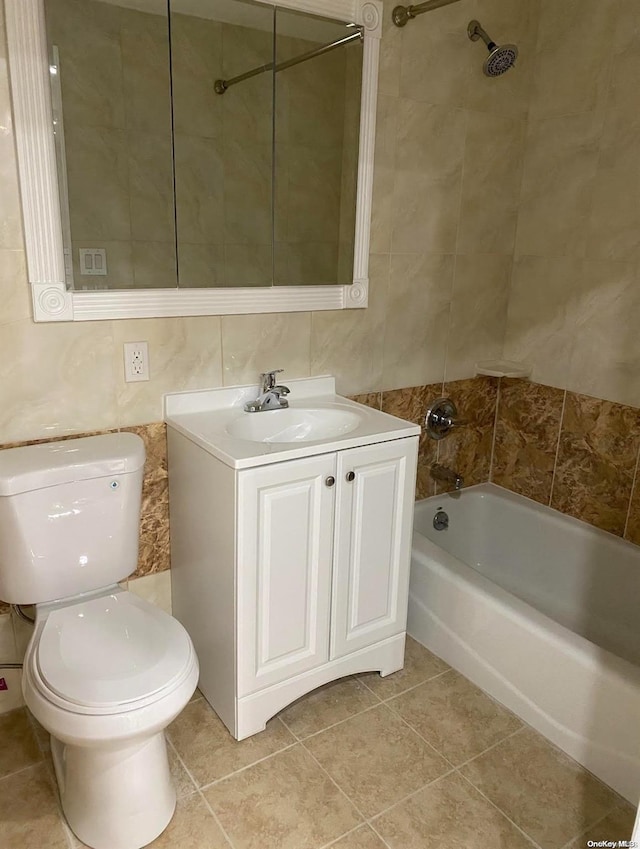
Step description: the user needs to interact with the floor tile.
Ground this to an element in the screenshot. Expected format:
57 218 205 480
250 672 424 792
331 825 389 848
145 794 230 849
0 708 42 779
389 670 522 765
73 793 230 849
304 704 450 818
278 677 379 739
205 744 362 849
167 697 295 786
566 803 636 848
460 728 620 849
168 745 198 799
0 763 68 849
373 772 533 849
358 636 449 699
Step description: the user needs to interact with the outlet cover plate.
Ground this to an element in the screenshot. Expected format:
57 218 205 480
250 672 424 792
123 341 150 382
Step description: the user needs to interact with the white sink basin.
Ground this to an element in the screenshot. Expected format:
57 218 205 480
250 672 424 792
226 407 362 444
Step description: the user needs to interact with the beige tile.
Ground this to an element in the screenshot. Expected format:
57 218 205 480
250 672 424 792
223 139 272 246
167 698 295 787
503 255 580 389
279 678 379 740
389 670 522 765
310 254 387 396
373 771 534 849
391 101 466 254
359 636 449 700
0 709 41 779
566 803 636 848
461 728 620 849
331 825 388 849
66 126 131 242
529 0 614 121
168 746 198 799
128 572 172 615
147 793 229 849
568 261 640 408
0 250 30 326
0 319 119 444
304 705 450 818
113 317 222 427
131 240 177 288
0 763 68 848
221 312 312 386
127 131 175 244
121 6 172 135
457 112 526 255
382 253 454 390
174 133 225 246
171 13 223 139
205 744 361 849
71 240 134 289
516 112 602 259
445 254 511 383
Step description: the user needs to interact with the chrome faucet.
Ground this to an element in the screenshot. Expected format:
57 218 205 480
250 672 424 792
244 369 291 413
430 463 464 491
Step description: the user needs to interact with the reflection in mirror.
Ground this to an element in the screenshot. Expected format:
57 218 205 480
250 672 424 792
273 9 363 286
43 0 365 293
171 0 275 288
44 0 177 291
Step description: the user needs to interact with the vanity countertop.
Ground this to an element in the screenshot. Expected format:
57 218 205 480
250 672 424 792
164 377 420 470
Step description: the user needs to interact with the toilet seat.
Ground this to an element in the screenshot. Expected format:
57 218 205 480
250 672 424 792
32 591 194 714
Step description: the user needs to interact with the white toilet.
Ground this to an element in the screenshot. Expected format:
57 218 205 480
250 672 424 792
0 432 199 849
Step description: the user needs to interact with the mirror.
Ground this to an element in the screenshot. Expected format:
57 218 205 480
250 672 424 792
42 0 363 291
5 0 382 321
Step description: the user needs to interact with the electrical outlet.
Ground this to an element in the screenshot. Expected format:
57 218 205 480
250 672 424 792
123 342 150 383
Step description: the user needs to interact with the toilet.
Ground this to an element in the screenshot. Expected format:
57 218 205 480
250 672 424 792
0 432 199 849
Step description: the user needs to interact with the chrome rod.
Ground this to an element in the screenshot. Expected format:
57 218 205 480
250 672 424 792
392 0 461 27
215 29 363 95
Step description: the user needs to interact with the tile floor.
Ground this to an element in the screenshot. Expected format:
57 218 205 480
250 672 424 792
0 637 635 849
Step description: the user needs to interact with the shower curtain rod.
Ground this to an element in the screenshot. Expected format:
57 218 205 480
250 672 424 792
214 28 364 95
392 0 461 27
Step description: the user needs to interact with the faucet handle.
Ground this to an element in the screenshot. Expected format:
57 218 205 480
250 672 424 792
260 369 284 391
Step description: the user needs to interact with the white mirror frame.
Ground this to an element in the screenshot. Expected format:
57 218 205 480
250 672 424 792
5 0 382 322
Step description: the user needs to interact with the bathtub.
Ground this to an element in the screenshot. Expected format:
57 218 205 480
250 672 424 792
408 483 640 803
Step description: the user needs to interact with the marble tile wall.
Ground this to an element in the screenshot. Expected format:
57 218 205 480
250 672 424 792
503 0 640 411
491 378 640 544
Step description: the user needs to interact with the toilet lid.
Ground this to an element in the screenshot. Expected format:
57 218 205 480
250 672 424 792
36 591 194 708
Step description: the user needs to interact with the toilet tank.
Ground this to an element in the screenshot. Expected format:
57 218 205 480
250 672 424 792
0 433 146 604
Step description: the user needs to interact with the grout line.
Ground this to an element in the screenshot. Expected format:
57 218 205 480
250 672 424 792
623 441 640 540
456 770 544 849
299 737 370 823
317 824 367 849
166 737 237 849
557 803 622 849
0 758 46 784
293 701 382 743
449 726 525 772
356 667 451 703
197 737 300 793
488 376 501 481
548 388 567 507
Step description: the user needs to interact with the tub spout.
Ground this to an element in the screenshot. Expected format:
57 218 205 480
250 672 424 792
430 463 464 491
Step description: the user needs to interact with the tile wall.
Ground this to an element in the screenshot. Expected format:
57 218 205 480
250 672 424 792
503 0 640 410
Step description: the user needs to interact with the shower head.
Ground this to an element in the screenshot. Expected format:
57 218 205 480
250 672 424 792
467 20 518 77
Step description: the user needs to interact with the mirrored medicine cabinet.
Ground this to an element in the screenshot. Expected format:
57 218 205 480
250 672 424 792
4 0 382 321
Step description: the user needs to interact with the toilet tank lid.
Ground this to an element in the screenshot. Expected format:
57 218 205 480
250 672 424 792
0 433 146 496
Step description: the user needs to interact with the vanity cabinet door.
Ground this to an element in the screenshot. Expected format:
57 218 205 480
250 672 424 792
237 454 337 696
330 437 418 660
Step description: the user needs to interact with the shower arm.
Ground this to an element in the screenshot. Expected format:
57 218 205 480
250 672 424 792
392 0 462 28
215 29 363 95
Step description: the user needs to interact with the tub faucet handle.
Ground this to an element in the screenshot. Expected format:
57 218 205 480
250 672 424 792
425 397 467 440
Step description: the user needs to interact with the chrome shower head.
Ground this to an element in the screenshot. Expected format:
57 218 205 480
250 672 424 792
468 20 518 77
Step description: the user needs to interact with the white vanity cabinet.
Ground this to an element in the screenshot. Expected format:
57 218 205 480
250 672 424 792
166 378 420 740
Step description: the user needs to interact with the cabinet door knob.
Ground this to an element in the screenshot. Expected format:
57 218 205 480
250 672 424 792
325 476 336 487
346 471 355 482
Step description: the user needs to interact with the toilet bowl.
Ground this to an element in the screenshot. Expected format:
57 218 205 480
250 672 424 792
22 588 199 849
0 433 200 849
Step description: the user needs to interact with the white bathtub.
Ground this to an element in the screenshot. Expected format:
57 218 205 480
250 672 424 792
408 483 640 803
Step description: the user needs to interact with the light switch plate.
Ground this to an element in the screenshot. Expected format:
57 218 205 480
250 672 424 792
79 248 107 276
